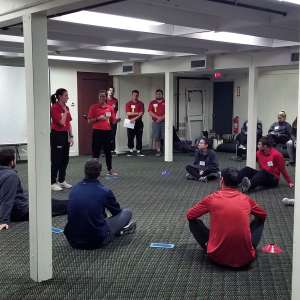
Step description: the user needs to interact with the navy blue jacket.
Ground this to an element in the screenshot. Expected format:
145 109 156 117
0 166 28 223
64 179 121 249
193 149 219 171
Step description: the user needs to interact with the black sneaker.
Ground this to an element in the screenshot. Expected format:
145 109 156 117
241 177 251 193
136 151 145 157
127 150 134 157
119 221 136 236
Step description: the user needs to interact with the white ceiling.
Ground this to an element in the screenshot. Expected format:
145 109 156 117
0 0 299 63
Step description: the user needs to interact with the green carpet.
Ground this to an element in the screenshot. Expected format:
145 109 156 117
0 153 294 299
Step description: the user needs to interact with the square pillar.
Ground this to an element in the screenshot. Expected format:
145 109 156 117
23 13 52 282
164 72 174 162
292 61 300 300
246 62 258 168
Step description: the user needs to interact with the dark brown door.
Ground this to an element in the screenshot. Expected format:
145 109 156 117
77 72 113 155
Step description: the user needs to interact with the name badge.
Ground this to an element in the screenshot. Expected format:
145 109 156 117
105 111 111 117
199 161 205 166
274 126 279 130
267 161 273 167
131 104 135 112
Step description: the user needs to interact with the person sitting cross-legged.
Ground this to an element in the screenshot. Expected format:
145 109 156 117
187 167 267 268
0 148 68 231
185 137 219 182
238 136 294 193
64 159 136 250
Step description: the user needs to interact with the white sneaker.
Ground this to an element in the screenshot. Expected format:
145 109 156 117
282 198 294 206
59 181 72 189
51 183 63 191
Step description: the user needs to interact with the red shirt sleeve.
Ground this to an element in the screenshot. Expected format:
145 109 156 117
275 152 292 184
248 197 267 220
88 105 96 119
186 195 211 220
148 101 153 113
110 106 116 124
51 105 63 127
125 102 131 113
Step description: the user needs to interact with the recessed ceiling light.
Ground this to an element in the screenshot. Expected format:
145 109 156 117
53 11 164 32
278 0 300 5
48 55 120 63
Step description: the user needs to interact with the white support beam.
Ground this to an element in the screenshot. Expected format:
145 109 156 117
292 53 300 300
23 13 52 282
164 71 174 162
246 60 258 168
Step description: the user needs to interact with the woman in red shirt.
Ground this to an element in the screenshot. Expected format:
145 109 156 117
88 91 120 176
50 88 73 191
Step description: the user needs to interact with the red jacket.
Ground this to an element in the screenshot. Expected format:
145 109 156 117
256 148 292 184
187 188 267 267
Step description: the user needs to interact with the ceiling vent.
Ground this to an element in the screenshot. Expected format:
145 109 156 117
122 62 140 74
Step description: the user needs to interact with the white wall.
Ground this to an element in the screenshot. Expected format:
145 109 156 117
49 62 109 156
113 74 165 151
233 68 299 134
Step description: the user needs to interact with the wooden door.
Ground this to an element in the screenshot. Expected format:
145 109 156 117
77 72 112 155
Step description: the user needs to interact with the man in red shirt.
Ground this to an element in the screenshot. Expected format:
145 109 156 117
148 89 165 156
187 167 267 268
238 136 294 193
125 90 145 156
88 91 120 176
106 87 119 155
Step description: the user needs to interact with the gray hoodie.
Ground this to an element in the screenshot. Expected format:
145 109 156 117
0 166 28 223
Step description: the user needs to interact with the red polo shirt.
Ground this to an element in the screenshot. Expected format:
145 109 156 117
148 99 165 121
125 100 144 120
88 103 116 131
50 103 72 131
187 188 267 268
256 148 292 184
107 97 118 114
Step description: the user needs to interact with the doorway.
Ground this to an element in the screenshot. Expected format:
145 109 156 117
213 82 234 135
77 72 112 155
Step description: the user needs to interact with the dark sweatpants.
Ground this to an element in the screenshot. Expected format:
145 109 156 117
237 166 278 190
51 131 70 184
188 217 265 251
11 198 68 222
127 120 143 151
186 165 219 180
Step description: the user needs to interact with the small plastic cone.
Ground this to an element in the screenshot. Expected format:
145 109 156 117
261 243 283 254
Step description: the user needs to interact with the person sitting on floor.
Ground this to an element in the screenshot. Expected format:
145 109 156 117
0 148 68 231
238 136 294 193
286 116 297 166
185 137 219 182
268 111 291 146
235 120 263 160
64 159 136 250
187 167 267 268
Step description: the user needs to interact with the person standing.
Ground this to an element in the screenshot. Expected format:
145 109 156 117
125 90 145 157
106 87 119 155
187 167 267 268
148 89 165 156
50 88 74 191
88 91 119 176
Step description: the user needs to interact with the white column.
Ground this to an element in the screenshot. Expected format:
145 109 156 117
165 72 174 162
246 61 258 168
23 13 52 282
292 60 300 300
113 76 121 153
